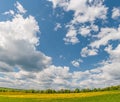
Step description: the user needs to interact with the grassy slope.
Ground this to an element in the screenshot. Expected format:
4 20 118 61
0 91 120 102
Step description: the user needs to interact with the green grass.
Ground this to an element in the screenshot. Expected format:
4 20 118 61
0 92 120 102
51 93 120 102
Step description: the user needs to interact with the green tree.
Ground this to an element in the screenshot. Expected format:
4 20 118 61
74 88 80 93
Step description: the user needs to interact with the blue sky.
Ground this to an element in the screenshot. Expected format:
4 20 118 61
0 0 120 89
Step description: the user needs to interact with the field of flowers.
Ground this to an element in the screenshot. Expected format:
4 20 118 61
0 91 119 98
0 91 120 102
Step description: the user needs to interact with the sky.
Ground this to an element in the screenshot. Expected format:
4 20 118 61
0 0 120 90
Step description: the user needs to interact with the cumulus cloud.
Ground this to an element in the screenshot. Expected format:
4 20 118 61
105 44 120 62
0 2 52 72
63 26 79 44
0 1 119 90
90 26 120 49
54 23 62 31
1 58 120 89
79 24 99 37
81 47 98 57
71 59 83 67
48 0 69 8
0 41 120 89
112 7 120 19
71 61 80 68
49 0 108 44
3 10 15 15
81 25 120 57
15 1 27 14
0 65 71 89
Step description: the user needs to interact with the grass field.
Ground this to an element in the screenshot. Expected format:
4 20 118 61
0 91 120 102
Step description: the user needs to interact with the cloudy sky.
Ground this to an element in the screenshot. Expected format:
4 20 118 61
0 0 120 90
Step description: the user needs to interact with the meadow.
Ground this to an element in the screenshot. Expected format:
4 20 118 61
0 91 120 102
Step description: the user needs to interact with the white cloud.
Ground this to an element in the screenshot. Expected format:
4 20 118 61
15 1 27 14
48 0 60 8
1 57 120 89
112 7 120 19
0 43 120 89
67 0 107 23
71 61 80 67
3 10 15 15
63 36 79 45
90 26 120 49
80 26 120 57
105 44 120 62
71 59 83 67
81 47 98 57
54 23 62 31
79 26 91 36
0 1 119 90
48 0 69 8
79 24 99 37
0 2 52 72
49 0 108 44
63 26 79 44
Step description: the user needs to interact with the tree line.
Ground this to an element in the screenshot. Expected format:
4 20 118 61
0 85 120 93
